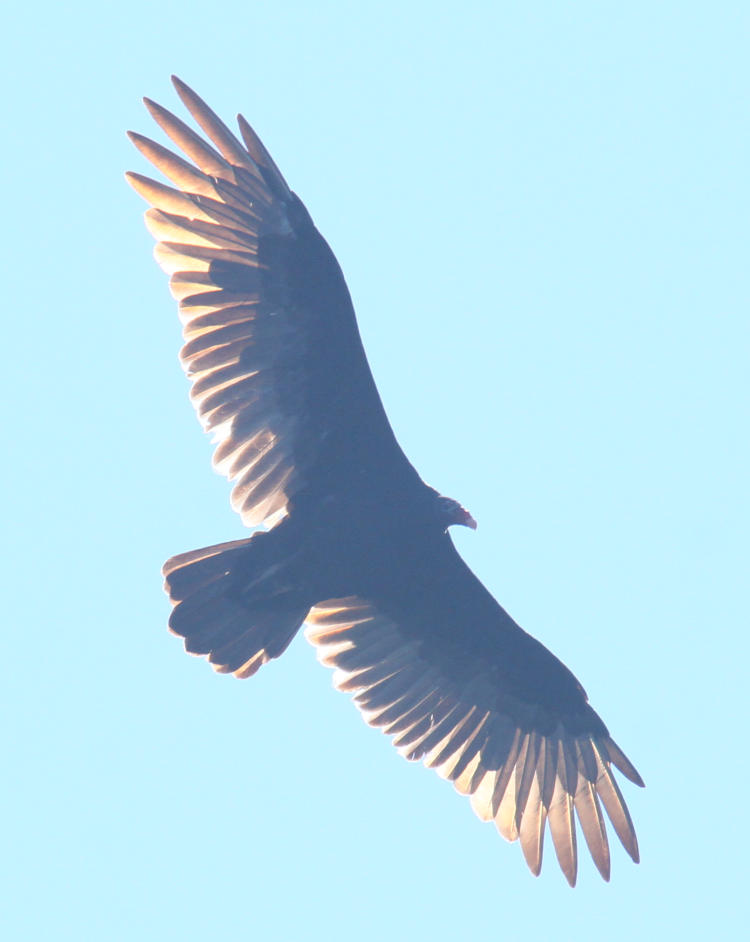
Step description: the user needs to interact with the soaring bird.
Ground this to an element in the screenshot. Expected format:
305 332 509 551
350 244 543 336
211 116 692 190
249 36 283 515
127 77 643 886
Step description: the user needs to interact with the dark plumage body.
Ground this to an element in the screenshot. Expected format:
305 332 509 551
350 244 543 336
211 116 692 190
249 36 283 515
128 77 643 886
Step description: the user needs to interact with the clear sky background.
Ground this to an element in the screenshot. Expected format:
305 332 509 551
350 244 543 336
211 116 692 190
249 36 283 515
3 2 748 939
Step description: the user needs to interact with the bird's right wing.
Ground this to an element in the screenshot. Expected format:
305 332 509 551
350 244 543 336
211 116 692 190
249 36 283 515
128 77 415 529
305 541 643 887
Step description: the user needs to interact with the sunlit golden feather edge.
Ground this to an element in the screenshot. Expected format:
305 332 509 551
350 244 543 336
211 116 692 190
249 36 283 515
306 598 643 886
126 77 302 531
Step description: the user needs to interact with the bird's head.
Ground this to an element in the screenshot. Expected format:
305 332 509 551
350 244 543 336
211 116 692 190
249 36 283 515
435 495 477 532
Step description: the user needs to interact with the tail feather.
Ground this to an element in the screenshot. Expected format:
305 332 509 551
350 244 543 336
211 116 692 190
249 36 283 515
163 534 311 678
164 538 255 600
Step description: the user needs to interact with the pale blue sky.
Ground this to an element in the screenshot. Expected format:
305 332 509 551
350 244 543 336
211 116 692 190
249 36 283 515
3 1 748 939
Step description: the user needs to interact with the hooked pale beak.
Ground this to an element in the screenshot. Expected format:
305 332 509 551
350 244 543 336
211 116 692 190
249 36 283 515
462 509 478 530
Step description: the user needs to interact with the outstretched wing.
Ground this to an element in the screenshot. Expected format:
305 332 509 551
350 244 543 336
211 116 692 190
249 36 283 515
128 77 416 528
306 537 643 886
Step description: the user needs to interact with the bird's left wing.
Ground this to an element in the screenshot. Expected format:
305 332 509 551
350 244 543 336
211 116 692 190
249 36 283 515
127 78 416 529
305 540 643 886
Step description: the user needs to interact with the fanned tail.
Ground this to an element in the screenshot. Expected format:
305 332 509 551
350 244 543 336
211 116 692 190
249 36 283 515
163 533 310 678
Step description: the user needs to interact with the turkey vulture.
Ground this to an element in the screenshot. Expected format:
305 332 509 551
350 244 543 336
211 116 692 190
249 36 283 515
127 77 643 886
